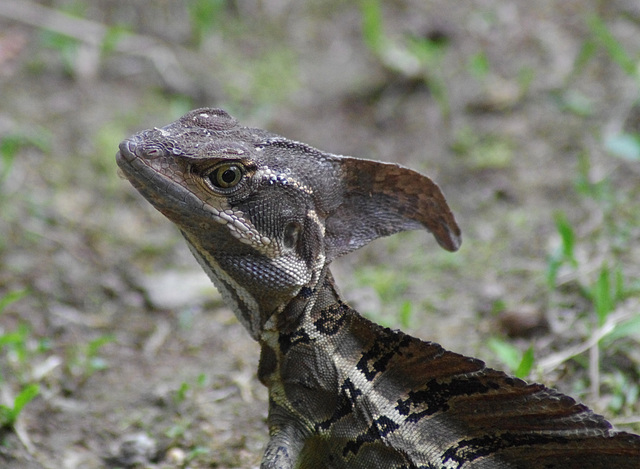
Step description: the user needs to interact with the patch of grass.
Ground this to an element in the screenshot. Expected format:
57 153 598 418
355 265 409 305
550 89 595 117
543 166 638 402
35 2 89 76
0 291 28 315
586 15 638 80
543 158 638 407
359 0 384 55
0 132 51 187
546 211 578 288
186 0 226 46
451 126 514 170
221 46 299 111
0 291 50 384
65 334 115 387
38 31 81 76
163 374 210 449
358 0 452 120
353 264 411 327
99 24 131 57
398 301 413 329
0 384 39 430
174 381 191 406
0 290 42 431
604 370 640 417
487 15 640 421
467 51 490 80
488 338 534 379
171 373 208 406
583 15 640 163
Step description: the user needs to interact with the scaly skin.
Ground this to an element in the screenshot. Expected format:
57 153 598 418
117 108 640 468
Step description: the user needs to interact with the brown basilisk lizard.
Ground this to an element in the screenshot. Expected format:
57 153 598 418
117 108 640 468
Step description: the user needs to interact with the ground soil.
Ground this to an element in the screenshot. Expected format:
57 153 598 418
0 1 639 468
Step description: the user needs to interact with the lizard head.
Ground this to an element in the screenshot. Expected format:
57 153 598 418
117 108 461 338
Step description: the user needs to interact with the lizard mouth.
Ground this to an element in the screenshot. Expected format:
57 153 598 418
115 138 143 176
115 138 164 193
116 138 155 173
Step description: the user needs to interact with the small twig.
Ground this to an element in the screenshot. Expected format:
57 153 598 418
612 416 640 426
0 0 195 92
589 339 600 400
537 309 635 373
13 416 35 456
0 0 106 47
143 319 171 358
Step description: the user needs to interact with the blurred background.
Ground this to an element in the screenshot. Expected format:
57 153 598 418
0 1 639 467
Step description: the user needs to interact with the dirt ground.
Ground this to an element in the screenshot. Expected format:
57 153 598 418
0 1 639 468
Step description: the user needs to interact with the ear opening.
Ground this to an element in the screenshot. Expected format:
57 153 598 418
324 157 461 261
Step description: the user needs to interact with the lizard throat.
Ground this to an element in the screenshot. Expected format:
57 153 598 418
183 235 264 339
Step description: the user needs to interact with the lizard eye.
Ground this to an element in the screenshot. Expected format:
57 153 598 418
208 163 244 189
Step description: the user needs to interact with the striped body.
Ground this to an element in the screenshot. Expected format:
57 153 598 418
257 273 639 468
117 108 640 468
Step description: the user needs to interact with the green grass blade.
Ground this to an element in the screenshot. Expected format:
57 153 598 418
488 337 520 372
515 346 534 379
359 0 385 54
0 290 28 314
587 15 637 78
592 264 614 326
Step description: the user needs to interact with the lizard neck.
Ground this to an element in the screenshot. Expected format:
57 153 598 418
183 231 311 340
257 265 345 383
256 266 377 428
255 267 431 466
258 265 342 342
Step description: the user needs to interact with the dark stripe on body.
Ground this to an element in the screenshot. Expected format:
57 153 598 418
356 334 412 381
343 415 401 457
315 378 362 431
396 376 501 422
442 432 570 467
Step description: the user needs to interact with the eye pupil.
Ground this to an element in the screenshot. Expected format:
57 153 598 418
221 169 237 184
209 163 243 189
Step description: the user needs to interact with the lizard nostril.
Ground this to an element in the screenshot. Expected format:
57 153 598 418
119 139 136 156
